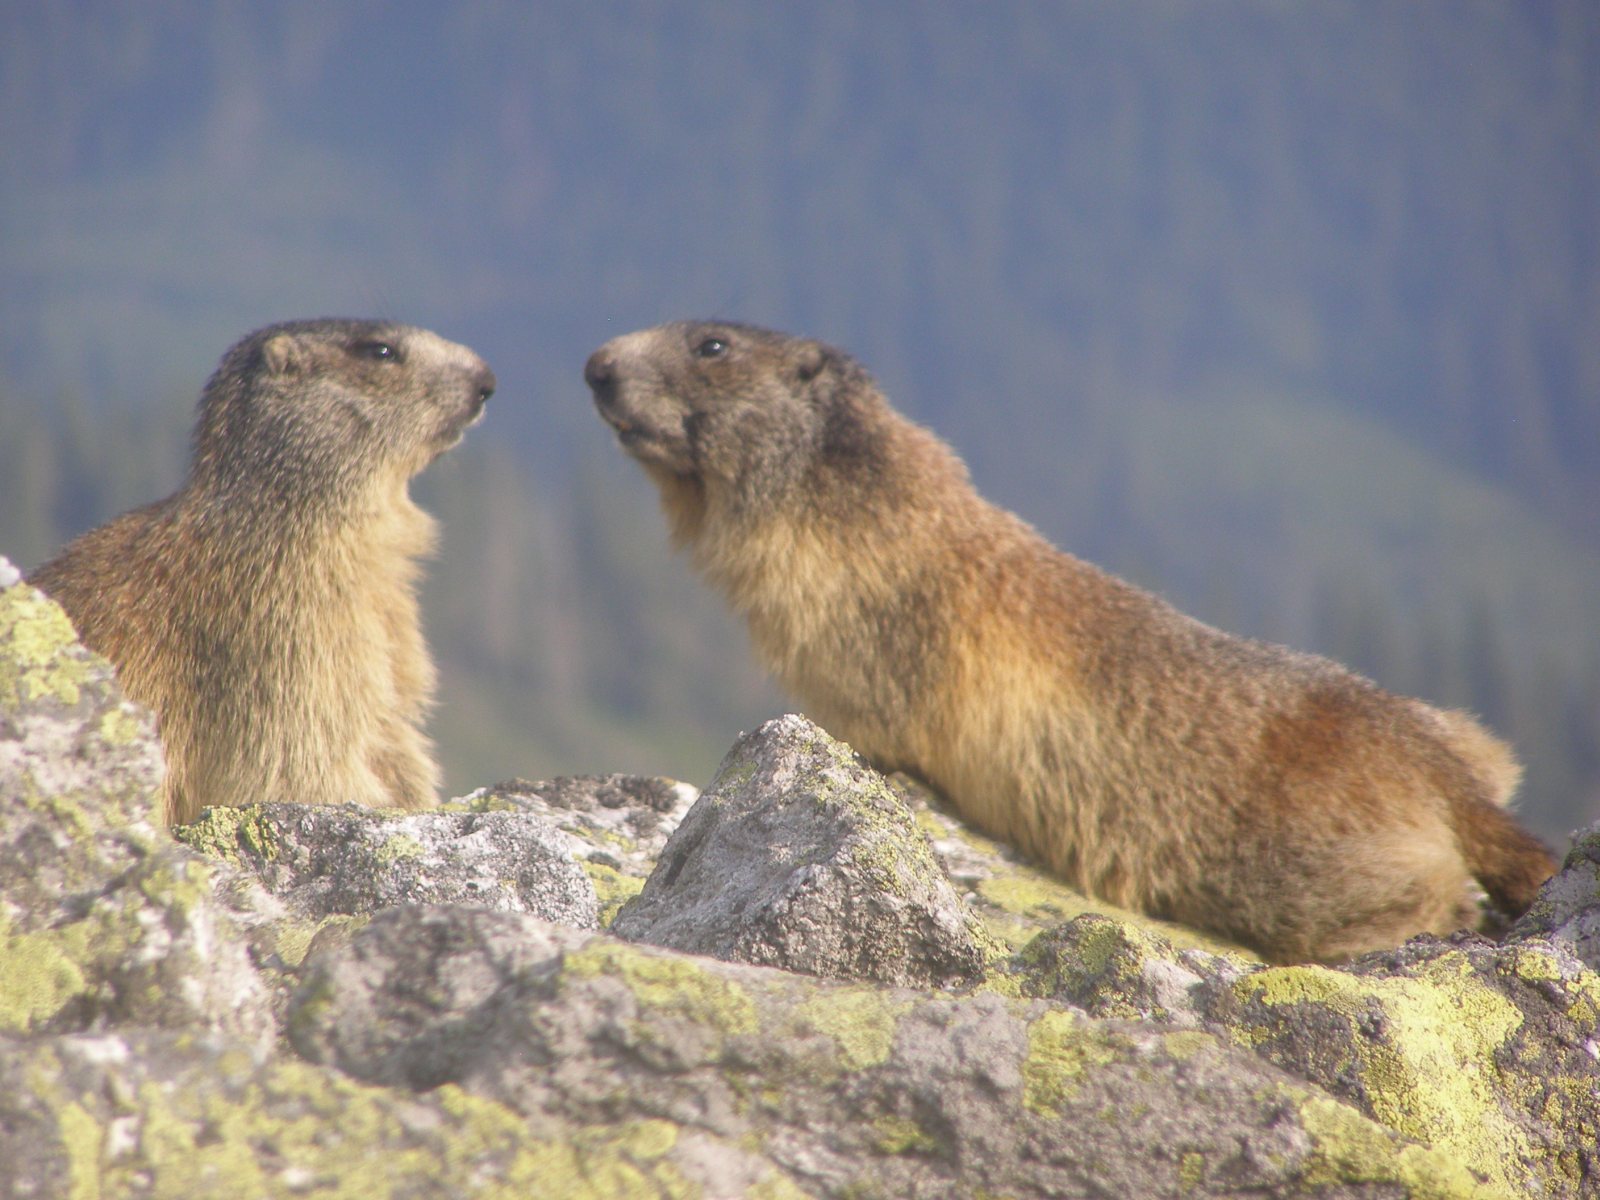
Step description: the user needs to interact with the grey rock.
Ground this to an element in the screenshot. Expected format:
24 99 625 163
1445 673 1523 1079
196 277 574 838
1013 911 1253 1025
0 582 165 908
0 582 274 1047
611 714 1000 988
0 1027 636 1197
1004 914 1600 1196
293 903 1491 1199
1510 818 1600 972
1208 932 1600 1194
455 772 698 924
290 904 579 1091
459 772 698 873
175 802 600 930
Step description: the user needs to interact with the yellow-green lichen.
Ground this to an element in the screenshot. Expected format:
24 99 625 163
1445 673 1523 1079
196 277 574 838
14 775 93 845
0 914 92 1030
514 1120 698 1200
582 861 646 928
1238 956 1530 1194
795 987 912 1072
1021 1009 1122 1117
176 805 281 866
1505 945 1564 983
0 585 96 711
1005 915 1203 1016
748 1171 814 1200
1500 942 1600 1033
612 1118 678 1161
373 832 426 864
132 855 215 916
1065 915 1132 978
1162 1031 1216 1061
260 913 364 970
809 765 943 897
58 1100 104 1200
442 788 520 813
1177 1150 1206 1193
972 860 1254 959
94 703 145 747
0 857 236 1035
979 872 1094 925
1296 1093 1508 1199
285 969 336 1048
64 1057 591 1198
563 941 757 1037
713 758 757 792
873 1114 940 1156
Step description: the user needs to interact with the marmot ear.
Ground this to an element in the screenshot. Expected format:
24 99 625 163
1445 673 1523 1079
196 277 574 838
261 334 306 376
794 341 830 383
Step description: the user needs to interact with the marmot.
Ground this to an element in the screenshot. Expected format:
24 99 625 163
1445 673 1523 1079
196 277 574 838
584 319 1557 963
31 318 495 826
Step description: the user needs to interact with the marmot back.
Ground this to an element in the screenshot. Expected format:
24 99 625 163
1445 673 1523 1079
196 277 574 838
31 318 495 825
585 319 1557 964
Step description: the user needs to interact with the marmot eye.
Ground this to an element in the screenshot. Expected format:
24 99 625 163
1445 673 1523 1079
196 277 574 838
693 337 728 359
354 340 397 361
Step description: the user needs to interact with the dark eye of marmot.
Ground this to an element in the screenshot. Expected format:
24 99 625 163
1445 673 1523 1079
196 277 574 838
693 337 728 359
353 340 397 361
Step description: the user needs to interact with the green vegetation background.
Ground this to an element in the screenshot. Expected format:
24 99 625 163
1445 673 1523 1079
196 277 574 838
3 3 1596 840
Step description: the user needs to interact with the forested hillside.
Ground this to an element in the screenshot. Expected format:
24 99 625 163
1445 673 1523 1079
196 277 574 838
3 2 1596 838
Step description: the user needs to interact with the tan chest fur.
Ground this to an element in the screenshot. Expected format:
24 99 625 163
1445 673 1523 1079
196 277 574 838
40 487 440 825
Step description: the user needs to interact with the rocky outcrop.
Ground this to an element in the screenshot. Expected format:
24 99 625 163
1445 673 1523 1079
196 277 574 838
4 565 1598 1198
456 772 699 925
174 801 600 928
1511 821 1600 973
0 571 274 1050
611 715 1001 988
292 904 1491 1199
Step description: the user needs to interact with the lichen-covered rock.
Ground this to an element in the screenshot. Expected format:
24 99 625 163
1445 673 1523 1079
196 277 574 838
612 715 1001 988
0 1027 682 1198
453 773 698 926
293 903 1500 1199
0 578 165 904
1003 911 1600 1197
1510 818 1600 972
0 580 273 1047
1007 912 1254 1025
1208 935 1600 1197
175 802 600 930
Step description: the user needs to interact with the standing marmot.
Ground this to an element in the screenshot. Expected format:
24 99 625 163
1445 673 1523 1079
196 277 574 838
30 319 495 826
584 319 1557 963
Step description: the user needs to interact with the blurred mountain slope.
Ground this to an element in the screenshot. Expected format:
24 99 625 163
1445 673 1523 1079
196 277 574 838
2 1 1594 835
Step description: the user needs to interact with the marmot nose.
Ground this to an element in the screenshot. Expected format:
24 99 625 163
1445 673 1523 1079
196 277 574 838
583 348 616 398
473 364 497 404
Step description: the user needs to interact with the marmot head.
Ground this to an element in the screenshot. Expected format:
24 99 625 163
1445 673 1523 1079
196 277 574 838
584 320 876 510
193 318 496 498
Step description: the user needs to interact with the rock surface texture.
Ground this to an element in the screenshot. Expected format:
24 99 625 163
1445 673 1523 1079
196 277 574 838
3 568 1598 1198
611 715 1000 988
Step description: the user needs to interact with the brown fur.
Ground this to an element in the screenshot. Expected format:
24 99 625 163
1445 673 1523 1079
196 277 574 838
30 319 495 825
585 319 1557 963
